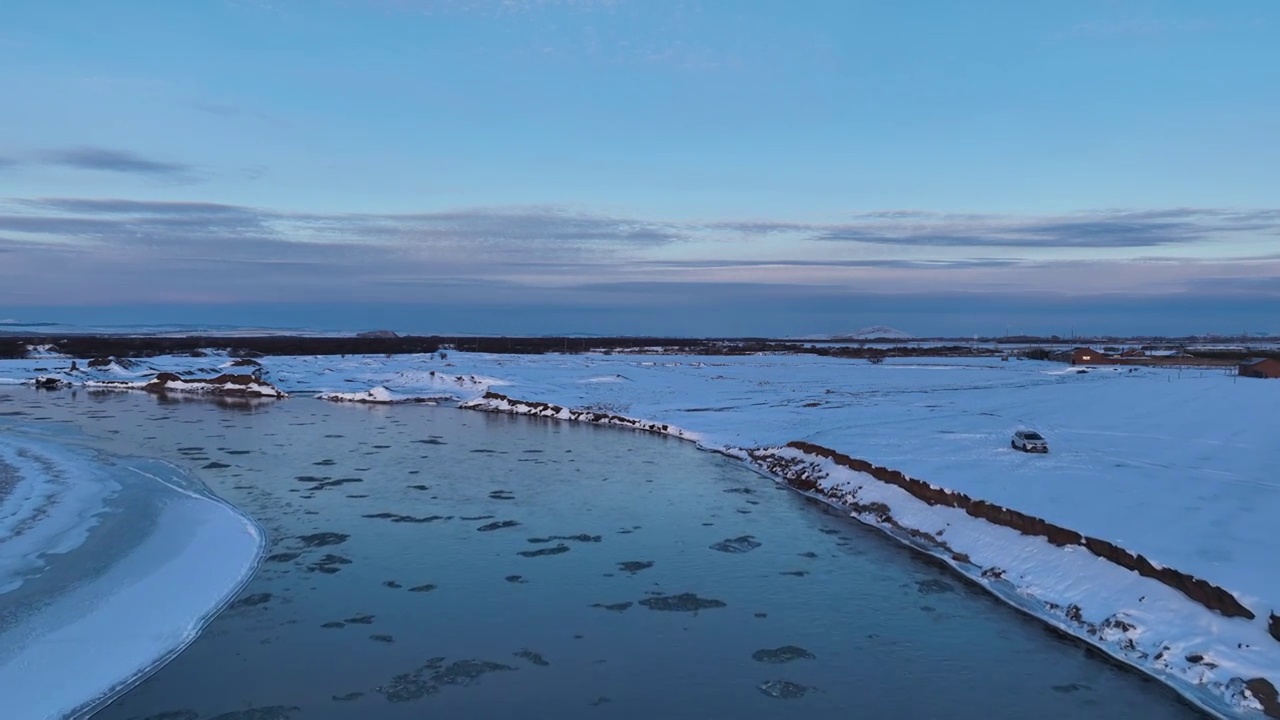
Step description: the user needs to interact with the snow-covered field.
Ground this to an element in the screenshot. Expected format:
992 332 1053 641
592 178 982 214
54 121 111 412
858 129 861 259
2 349 1277 717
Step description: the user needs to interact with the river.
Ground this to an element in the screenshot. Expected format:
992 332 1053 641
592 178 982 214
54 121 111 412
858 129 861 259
2 388 1205 719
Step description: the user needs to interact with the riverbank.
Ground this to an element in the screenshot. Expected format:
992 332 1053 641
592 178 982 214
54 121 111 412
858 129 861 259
458 386 1276 719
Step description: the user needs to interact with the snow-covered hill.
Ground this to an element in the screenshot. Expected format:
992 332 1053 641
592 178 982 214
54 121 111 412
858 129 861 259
795 326 915 341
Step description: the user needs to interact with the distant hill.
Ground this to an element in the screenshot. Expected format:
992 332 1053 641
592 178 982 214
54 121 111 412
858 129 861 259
829 326 915 341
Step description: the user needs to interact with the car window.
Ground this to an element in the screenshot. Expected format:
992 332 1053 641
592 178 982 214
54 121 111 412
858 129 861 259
1024 433 1043 440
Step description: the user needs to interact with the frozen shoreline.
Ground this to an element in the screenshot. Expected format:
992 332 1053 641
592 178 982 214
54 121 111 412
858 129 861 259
0 427 264 720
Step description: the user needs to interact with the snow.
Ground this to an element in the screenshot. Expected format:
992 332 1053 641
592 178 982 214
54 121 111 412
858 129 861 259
318 385 399 403
1 349 1277 717
0 436 116 595
316 385 446 404
793 325 915 341
461 392 700 442
838 325 916 340
81 377 287 398
23 344 70 359
0 432 263 720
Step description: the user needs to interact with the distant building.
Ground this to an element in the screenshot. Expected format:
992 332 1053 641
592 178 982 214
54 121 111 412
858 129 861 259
1071 347 1110 365
1238 358 1280 379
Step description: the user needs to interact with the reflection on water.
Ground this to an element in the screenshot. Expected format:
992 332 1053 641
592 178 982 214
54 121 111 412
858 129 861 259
12 389 1206 720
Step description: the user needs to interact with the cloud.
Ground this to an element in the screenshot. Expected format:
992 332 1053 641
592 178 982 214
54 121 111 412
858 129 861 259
7 198 1278 258
38 147 193 177
0 199 273 245
641 258 1026 270
2 196 1278 309
23 198 250 215
0 200 685 265
385 207 680 245
720 208 1280 249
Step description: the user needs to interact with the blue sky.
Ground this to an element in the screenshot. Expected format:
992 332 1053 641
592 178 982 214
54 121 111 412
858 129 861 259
1 0 1278 336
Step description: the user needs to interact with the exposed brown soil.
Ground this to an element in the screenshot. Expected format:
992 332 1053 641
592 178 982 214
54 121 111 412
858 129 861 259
1247 678 1280 718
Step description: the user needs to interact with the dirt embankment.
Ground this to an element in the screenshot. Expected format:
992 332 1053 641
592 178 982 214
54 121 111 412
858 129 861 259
784 441 1255 622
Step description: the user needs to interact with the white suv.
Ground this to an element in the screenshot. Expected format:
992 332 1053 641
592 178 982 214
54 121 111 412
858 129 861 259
1012 430 1049 453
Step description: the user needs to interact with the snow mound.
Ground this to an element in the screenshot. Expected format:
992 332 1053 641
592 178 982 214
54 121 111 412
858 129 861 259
316 386 444 405
353 369 509 399
461 391 699 442
23 344 70 359
576 375 631 384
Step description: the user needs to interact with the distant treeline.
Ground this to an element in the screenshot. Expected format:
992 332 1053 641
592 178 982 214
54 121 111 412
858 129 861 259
1 335 998 360
0 335 443 359
3 334 1276 362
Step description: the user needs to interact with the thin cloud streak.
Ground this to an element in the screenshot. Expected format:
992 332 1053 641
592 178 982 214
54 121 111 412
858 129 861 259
38 147 193 176
25 199 250 215
718 208 1280 249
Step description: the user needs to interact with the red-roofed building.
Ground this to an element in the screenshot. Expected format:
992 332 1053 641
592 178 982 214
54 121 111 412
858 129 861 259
1239 358 1280 379
1071 348 1112 365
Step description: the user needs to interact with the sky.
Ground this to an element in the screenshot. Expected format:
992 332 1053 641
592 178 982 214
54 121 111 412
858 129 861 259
1 0 1278 337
